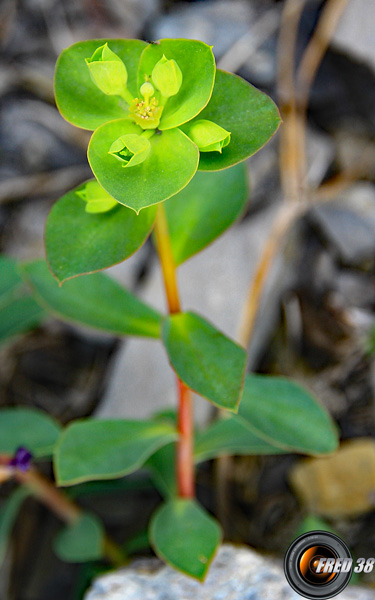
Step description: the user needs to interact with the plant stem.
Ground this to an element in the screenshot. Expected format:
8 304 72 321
154 204 195 499
120 89 135 105
141 129 156 140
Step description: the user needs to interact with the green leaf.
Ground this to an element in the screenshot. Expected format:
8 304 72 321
0 407 61 458
54 513 104 562
88 119 199 213
138 39 215 131
0 255 22 296
164 163 249 265
55 39 147 130
162 312 247 412
0 256 45 345
21 260 162 339
45 180 156 283
0 487 30 568
54 419 178 485
0 296 45 345
194 415 285 463
149 499 221 581
183 70 281 171
123 529 150 555
146 443 176 498
238 375 339 455
295 514 335 539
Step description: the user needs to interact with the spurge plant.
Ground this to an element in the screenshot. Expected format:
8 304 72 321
0 38 339 583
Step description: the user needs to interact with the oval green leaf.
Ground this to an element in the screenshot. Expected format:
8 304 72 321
0 407 61 458
183 70 281 171
162 312 247 412
88 120 199 213
149 499 222 581
194 415 285 463
137 39 215 131
46 180 156 283
21 260 162 339
0 256 45 345
238 375 339 455
55 39 147 130
0 488 30 568
54 419 178 485
0 255 22 296
0 295 44 346
146 443 177 499
164 163 249 265
54 513 104 562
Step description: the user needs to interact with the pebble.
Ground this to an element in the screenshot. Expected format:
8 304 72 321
85 543 375 600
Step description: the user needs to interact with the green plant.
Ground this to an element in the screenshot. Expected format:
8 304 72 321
0 256 45 346
0 38 339 583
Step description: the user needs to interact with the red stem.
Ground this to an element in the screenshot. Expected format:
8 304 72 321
154 205 195 498
176 379 195 498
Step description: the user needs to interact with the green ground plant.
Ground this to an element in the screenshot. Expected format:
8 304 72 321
0 38 339 582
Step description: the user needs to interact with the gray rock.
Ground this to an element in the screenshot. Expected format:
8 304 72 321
305 126 335 188
309 184 375 268
85 544 375 600
148 1 254 58
332 0 375 74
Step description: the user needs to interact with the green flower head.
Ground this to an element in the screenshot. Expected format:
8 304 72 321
55 38 280 213
128 82 164 129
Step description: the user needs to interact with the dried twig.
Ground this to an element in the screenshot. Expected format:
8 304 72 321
277 0 308 203
239 0 351 351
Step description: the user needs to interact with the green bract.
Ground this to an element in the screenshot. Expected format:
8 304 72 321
54 37 280 212
108 133 151 167
85 43 129 98
76 179 118 213
187 119 231 153
151 55 183 98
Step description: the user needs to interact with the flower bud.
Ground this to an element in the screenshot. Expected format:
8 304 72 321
76 180 118 214
140 82 155 100
9 447 33 472
151 55 182 98
85 43 128 97
187 119 231 153
108 134 151 168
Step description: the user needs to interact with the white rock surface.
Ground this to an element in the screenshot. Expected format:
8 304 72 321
85 544 375 600
332 0 375 73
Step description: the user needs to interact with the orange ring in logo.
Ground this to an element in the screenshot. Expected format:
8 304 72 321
298 545 338 585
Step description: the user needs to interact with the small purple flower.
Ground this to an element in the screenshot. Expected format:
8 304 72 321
9 447 33 472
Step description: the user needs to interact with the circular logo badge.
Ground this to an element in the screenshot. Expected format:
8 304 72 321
284 531 353 599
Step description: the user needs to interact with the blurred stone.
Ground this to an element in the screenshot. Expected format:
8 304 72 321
148 1 254 57
3 198 51 260
289 438 375 518
305 126 335 188
336 270 375 309
85 543 375 600
332 0 375 74
309 196 375 268
0 99 84 173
